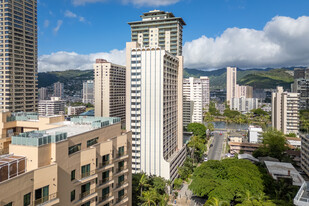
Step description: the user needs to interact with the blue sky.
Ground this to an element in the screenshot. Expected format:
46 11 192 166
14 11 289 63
38 0 309 71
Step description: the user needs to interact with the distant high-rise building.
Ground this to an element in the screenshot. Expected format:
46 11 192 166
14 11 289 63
126 42 186 181
230 97 259 113
272 86 300 136
183 77 210 127
0 0 38 112
38 87 47 100
82 80 94 104
292 68 309 110
226 67 237 104
53 82 64 98
238 85 253 98
128 10 186 56
94 59 126 125
38 97 65 116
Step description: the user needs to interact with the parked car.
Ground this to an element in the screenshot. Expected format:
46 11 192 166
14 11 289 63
204 157 208 162
210 144 213 147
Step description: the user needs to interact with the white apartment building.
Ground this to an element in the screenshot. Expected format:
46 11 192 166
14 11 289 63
38 97 65 116
83 80 94 104
248 125 263 143
226 67 253 106
226 67 238 104
272 86 300 136
94 59 126 126
230 97 259 113
183 77 210 127
126 42 186 181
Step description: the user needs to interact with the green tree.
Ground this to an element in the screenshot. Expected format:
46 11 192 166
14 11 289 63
209 101 220 116
139 189 158 206
204 197 229 206
151 176 167 194
251 108 268 116
253 128 288 159
178 157 194 180
158 194 170 206
133 173 143 205
173 178 183 190
204 112 214 123
189 159 264 203
139 174 150 196
187 123 207 138
187 136 206 163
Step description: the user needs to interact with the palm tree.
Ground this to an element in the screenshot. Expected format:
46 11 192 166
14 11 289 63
139 189 157 206
139 174 150 196
158 194 170 206
204 197 229 206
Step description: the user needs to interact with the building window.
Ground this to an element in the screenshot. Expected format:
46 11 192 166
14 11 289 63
34 185 49 204
118 189 125 198
118 146 125 157
68 143 81 155
102 170 110 183
71 190 75 202
87 137 98 147
24 192 31 206
102 154 109 165
4 203 12 206
81 164 91 178
102 186 110 198
81 182 91 198
71 170 75 181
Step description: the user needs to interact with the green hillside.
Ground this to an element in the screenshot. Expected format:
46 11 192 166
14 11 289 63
184 68 294 90
38 68 294 94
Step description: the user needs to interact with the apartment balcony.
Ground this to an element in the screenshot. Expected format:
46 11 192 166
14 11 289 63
114 152 129 162
79 188 97 202
97 161 113 171
115 165 128 175
114 195 128 206
33 193 59 206
116 180 128 189
78 170 98 184
97 177 113 188
97 194 114 206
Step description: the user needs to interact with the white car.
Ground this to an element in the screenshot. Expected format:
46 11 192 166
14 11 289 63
204 157 208 162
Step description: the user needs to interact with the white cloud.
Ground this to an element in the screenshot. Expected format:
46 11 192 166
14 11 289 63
72 0 180 6
64 10 77 18
64 10 87 23
183 16 309 69
53 20 63 34
38 49 125 72
44 20 50 28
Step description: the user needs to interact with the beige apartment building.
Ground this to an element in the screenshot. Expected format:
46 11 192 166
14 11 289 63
272 86 300 136
128 10 186 56
38 97 65 116
226 67 238 104
0 112 132 206
0 0 38 112
94 59 126 126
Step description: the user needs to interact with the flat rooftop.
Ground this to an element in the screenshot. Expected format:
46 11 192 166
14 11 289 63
11 116 120 147
265 161 305 186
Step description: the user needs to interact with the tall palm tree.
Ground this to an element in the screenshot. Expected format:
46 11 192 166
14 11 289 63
158 194 170 206
204 197 229 206
139 189 157 206
139 174 150 196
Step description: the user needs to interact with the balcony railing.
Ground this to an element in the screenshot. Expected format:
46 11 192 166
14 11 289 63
115 152 127 159
81 170 96 179
115 165 127 174
33 192 57 206
115 195 127 205
99 177 112 186
116 180 127 188
98 194 111 203
98 161 111 169
80 188 96 200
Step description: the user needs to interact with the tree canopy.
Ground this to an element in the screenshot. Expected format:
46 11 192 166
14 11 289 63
187 123 207 139
189 159 264 203
253 128 288 159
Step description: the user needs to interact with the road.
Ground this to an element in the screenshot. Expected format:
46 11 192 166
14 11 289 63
207 131 226 160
